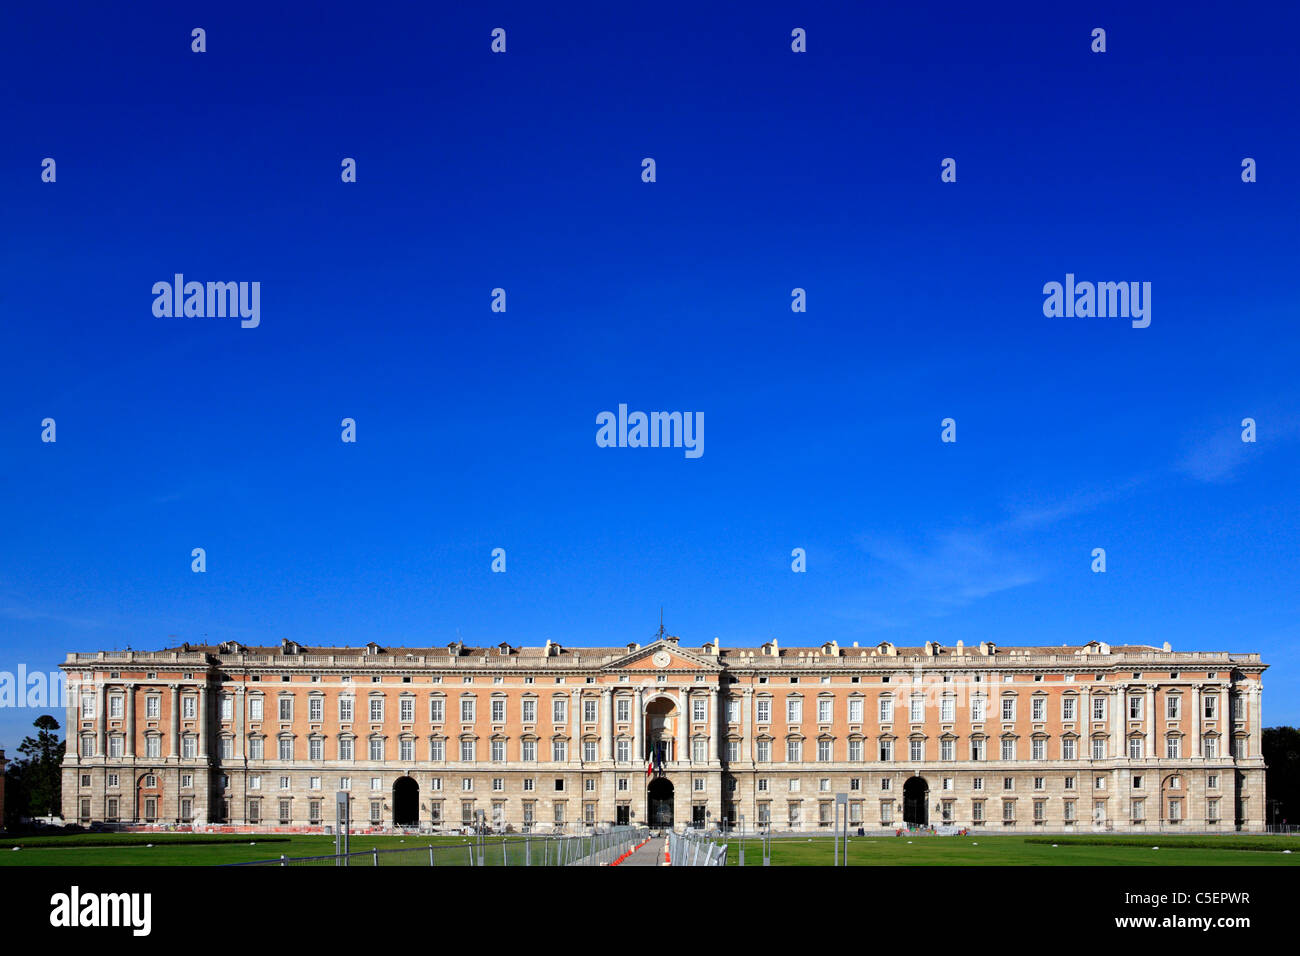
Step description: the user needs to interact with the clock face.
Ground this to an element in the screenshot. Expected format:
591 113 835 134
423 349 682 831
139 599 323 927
652 651 671 668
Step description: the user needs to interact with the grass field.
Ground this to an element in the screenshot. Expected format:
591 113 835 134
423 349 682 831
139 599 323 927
3 831 1298 866
0 833 538 866
725 834 1300 866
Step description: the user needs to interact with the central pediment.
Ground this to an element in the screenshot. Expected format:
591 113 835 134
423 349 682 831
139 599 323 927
602 639 721 672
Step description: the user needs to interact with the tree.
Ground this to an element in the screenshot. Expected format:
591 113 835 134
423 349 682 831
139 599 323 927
5 715 64 823
1262 726 1300 828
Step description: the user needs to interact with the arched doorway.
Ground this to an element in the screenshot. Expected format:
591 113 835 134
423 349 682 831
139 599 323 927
903 776 929 826
648 777 675 827
644 695 679 763
392 776 419 827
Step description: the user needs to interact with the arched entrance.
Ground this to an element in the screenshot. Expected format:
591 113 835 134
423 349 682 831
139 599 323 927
648 777 674 827
644 695 679 763
903 776 929 826
392 776 419 827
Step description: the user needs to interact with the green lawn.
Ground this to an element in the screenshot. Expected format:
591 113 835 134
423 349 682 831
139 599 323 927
725 833 1300 866
0 833 549 867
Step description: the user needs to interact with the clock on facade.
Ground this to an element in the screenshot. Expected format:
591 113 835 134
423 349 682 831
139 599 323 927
652 651 671 668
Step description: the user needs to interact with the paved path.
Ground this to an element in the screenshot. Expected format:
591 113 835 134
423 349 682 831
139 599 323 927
618 837 665 866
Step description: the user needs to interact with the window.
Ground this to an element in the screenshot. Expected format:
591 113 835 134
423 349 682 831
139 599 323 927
339 737 353 761
401 698 416 723
1001 698 1015 722
879 698 894 722
971 738 986 761
786 698 802 723
553 698 567 723
818 698 833 723
1204 736 1218 759
460 698 475 723
848 698 863 723
909 739 924 762
400 738 415 761
616 738 630 762
940 738 955 761
430 698 445 723
757 739 771 762
522 698 536 723
617 698 631 722
1031 698 1045 722
909 696 924 723
848 738 863 761
183 696 196 720
971 697 985 722
1166 696 1180 720
786 739 802 762
337 697 352 722
1232 696 1245 721
818 739 832 761
1000 738 1016 761
278 697 293 721
522 739 536 761
879 739 893 762
1061 697 1076 721
691 738 707 762
1165 736 1181 759
369 698 384 722
308 697 323 722
145 696 160 719
1128 737 1143 760
757 698 771 723
430 738 446 761
552 740 567 762
310 737 324 761
584 740 599 762
370 738 385 761
940 698 954 722
109 695 123 719
278 737 294 761
249 736 264 760
460 739 476 762
1032 738 1046 761
1091 737 1106 760
1129 696 1143 720
147 736 162 759
585 698 599 723
1062 737 1076 760
1092 697 1106 721
1204 696 1218 719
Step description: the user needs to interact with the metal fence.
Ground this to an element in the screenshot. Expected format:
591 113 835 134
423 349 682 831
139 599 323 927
226 826 649 867
666 829 728 866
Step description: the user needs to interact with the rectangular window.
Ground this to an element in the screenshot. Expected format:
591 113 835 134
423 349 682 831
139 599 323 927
757 739 771 762
552 740 567 762
1204 696 1218 719
940 698 955 722
910 739 923 762
818 699 833 723
1129 696 1143 720
971 697 985 722
787 699 802 723
757 698 771 723
786 739 802 762
522 698 536 723
584 698 599 723
1062 737 1076 760
183 697 196 720
848 698 863 723
879 739 893 762
399 738 414 761
401 698 415 722
616 738 630 762
1032 738 1046 761
879 698 894 723
370 738 384 761
1092 737 1106 760
460 739 475 762
1001 739 1015 761
338 737 353 761
310 737 324 761
1092 697 1106 721
940 738 955 761
1001 698 1015 722
1166 736 1181 759
848 738 863 761
460 698 475 723
279 698 293 721
308 697 322 722
553 698 567 723
1128 737 1143 760
818 739 832 761
522 739 536 761
1031 698 1045 722
617 698 631 723
1166 696 1180 720
1062 697 1076 721
278 738 293 760
430 698 445 723
909 697 923 723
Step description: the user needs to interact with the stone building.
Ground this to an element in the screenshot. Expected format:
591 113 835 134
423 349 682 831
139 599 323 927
60 633 1268 832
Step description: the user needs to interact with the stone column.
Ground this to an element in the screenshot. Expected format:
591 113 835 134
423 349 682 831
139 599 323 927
96 680 107 758
633 688 644 762
235 688 244 760
197 685 209 759
1249 683 1263 758
677 690 688 764
710 686 720 762
742 687 753 765
600 688 612 762
168 684 180 759
570 688 580 766
1145 686 1156 760
124 684 136 758
1191 685 1202 758
1112 684 1124 759
66 679 81 765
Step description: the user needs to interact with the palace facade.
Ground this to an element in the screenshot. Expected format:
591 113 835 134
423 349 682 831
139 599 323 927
61 634 1268 832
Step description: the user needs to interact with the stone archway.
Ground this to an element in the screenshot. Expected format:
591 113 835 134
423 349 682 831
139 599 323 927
647 776 675 827
392 775 419 827
903 776 929 826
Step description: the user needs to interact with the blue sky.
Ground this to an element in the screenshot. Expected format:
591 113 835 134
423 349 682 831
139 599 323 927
1 1 1298 750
